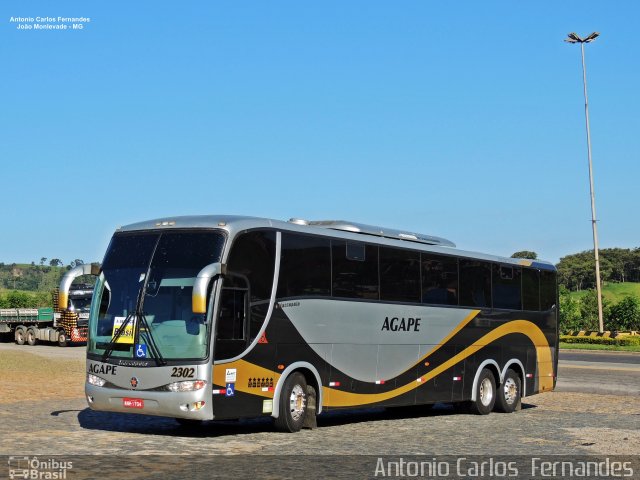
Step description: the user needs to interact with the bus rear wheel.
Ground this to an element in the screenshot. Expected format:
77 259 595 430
469 368 496 415
494 369 521 413
58 332 68 347
26 327 38 346
15 327 26 345
274 372 308 433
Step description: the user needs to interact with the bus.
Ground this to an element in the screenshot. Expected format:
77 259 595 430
66 215 558 432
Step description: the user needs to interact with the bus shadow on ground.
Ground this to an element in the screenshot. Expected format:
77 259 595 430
75 402 537 438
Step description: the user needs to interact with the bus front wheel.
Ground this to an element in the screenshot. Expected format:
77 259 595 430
58 332 68 347
274 372 308 433
469 368 496 415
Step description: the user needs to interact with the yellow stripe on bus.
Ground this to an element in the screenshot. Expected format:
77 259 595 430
323 319 554 407
213 359 281 398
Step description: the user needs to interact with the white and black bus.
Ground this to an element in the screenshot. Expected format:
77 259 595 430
63 215 558 432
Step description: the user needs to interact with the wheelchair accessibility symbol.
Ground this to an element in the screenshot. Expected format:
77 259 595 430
135 344 147 358
226 383 235 397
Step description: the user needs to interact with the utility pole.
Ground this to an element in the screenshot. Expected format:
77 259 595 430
565 32 604 333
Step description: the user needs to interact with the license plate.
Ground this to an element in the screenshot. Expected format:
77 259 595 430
123 397 144 409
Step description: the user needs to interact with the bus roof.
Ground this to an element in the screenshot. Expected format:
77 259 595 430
117 215 556 271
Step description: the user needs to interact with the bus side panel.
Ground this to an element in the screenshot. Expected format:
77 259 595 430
415 343 455 405
211 342 277 420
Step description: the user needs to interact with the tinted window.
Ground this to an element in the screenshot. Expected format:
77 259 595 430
216 230 276 359
522 268 540 311
332 241 379 299
459 260 492 308
540 270 557 310
379 247 420 302
277 233 331 298
226 231 276 303
492 264 522 310
422 254 459 305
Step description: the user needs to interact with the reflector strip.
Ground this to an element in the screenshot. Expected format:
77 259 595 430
212 389 225 395
416 378 423 383
329 381 341 387
375 380 385 385
261 387 274 392
526 373 533 378
453 376 462 381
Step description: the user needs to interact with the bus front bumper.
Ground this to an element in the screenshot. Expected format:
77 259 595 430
85 383 214 420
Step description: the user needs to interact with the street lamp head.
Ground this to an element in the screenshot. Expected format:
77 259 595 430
565 32 582 43
584 32 600 43
564 32 600 44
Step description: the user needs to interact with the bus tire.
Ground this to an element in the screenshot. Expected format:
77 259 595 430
15 327 26 345
469 368 496 415
494 369 521 413
26 327 38 346
58 332 68 347
274 372 308 433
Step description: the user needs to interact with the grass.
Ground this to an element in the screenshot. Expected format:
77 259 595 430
568 281 640 303
0 348 84 403
559 341 640 353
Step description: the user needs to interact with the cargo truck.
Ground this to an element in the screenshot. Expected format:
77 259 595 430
0 266 96 347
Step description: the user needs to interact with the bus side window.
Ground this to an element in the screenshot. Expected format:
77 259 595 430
459 260 492 308
421 254 459 306
379 247 420 303
540 270 557 311
522 268 540 311
492 264 522 310
277 233 331 298
332 241 379 300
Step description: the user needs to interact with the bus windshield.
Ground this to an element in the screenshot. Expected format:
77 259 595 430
88 230 225 361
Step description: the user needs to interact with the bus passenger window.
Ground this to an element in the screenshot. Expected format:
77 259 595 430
277 233 331 298
332 241 379 300
421 254 459 305
540 270 557 311
380 247 420 303
492 264 522 310
459 260 492 308
522 268 540 311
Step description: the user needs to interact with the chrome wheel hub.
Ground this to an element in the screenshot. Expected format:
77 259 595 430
503 378 518 405
289 384 306 421
479 378 494 406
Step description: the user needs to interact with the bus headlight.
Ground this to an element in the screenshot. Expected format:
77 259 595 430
87 374 106 387
165 380 206 392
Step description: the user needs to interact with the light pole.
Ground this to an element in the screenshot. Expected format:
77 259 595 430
565 31 604 333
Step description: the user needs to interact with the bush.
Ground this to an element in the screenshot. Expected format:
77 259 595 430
607 296 640 331
560 335 640 346
559 287 582 333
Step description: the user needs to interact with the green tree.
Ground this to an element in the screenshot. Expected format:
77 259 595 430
510 251 537 260
49 259 63 267
5 291 35 308
608 296 640 331
579 289 610 331
559 286 582 333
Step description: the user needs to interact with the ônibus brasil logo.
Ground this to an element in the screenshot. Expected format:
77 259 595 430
8 456 73 479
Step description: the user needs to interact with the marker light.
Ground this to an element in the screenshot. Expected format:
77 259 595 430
165 380 206 392
87 374 106 387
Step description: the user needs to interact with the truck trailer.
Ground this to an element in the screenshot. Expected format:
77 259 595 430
0 283 93 347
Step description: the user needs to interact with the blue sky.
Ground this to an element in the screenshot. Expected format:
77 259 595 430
2 1 639 266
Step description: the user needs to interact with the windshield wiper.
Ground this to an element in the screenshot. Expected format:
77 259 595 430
101 285 166 366
133 299 166 366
